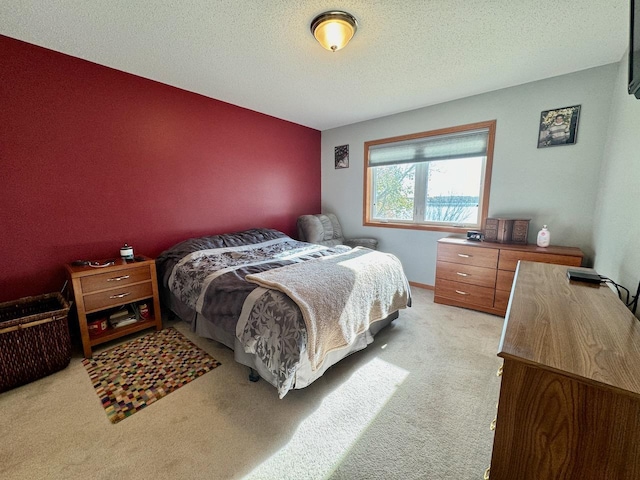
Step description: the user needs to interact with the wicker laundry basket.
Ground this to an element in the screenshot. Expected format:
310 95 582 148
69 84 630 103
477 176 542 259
0 292 71 393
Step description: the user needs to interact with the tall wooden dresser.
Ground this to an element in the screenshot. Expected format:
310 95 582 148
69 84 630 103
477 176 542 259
489 262 640 479
434 237 583 316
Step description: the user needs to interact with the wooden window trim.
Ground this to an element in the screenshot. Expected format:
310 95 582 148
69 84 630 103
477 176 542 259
362 120 496 232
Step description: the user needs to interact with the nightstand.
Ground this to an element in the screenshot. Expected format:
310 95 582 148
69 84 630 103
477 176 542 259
65 256 162 358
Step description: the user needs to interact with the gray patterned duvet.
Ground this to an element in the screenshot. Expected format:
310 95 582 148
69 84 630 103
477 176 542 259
156 228 409 398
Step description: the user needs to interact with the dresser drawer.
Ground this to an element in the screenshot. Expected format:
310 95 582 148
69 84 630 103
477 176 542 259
436 261 497 288
435 279 495 307
80 266 152 293
498 250 582 272
496 270 515 292
437 243 499 269
494 289 511 312
83 281 153 313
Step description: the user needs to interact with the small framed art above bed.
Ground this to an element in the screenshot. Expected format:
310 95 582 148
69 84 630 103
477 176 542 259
156 228 411 398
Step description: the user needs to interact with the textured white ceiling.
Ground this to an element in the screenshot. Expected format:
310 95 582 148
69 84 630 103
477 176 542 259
0 0 629 130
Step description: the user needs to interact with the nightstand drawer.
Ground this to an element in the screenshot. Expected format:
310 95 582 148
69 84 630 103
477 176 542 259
83 281 153 313
80 266 151 293
435 279 495 307
437 243 498 269
436 261 497 288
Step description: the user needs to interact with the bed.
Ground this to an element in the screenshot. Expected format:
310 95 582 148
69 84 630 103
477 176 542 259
156 228 410 397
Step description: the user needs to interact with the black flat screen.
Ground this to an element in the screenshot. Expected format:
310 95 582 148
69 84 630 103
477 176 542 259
630 0 640 98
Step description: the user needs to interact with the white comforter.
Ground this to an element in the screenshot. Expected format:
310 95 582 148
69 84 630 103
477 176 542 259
244 247 411 372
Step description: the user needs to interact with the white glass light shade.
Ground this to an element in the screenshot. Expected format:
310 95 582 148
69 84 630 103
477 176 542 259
311 11 358 52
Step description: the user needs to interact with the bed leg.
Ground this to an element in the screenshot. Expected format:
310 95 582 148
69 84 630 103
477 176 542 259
248 368 260 383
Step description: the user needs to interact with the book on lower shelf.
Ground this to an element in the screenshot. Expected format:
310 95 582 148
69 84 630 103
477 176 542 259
109 305 138 329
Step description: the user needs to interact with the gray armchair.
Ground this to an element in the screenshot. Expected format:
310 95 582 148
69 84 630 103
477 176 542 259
297 213 378 250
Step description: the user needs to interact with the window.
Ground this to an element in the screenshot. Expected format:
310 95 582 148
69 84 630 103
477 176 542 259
364 120 496 232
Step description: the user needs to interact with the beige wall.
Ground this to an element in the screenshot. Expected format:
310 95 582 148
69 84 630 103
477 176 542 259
593 52 640 315
322 65 618 286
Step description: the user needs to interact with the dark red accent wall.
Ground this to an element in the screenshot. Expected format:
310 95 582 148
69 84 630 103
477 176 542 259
0 35 321 302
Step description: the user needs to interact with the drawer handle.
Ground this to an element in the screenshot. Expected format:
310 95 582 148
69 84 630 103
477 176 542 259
497 365 503 377
455 290 469 295
490 418 497 431
107 275 130 282
457 253 471 258
484 467 490 480
109 292 131 299
456 272 469 277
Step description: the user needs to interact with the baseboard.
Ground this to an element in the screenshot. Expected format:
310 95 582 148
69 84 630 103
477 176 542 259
409 281 434 291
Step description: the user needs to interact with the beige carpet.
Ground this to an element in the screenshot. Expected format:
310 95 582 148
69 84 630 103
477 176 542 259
0 288 503 480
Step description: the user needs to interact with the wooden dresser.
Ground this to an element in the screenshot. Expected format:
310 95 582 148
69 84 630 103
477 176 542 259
489 262 640 479
434 237 583 316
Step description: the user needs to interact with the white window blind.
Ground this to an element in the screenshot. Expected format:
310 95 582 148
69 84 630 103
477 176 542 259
368 128 490 167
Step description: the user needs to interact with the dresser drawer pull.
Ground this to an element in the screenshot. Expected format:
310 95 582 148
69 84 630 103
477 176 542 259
484 467 490 479
107 275 130 282
497 365 503 377
456 272 469 277
109 292 131 299
490 418 497 431
457 253 471 258
455 290 469 295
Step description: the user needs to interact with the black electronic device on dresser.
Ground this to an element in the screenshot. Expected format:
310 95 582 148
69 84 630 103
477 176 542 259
466 230 484 241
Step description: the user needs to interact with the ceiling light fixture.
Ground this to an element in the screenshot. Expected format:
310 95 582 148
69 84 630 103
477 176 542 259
310 11 358 52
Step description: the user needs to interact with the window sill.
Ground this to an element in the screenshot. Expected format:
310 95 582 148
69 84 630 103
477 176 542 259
364 220 480 233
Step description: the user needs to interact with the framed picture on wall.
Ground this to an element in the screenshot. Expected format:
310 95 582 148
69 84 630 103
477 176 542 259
335 144 349 169
537 105 581 148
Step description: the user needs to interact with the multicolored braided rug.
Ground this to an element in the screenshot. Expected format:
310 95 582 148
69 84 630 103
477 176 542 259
82 327 220 424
